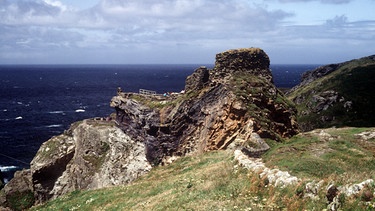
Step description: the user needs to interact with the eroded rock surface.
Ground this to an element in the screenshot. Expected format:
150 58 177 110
185 66 209 92
1 48 299 210
111 48 298 166
0 120 151 209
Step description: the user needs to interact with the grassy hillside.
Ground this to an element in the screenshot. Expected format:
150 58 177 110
263 127 375 180
287 56 375 131
31 127 375 211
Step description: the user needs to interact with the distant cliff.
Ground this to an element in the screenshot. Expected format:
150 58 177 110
0 48 299 210
287 55 375 131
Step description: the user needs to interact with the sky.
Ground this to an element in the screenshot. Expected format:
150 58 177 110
0 0 374 64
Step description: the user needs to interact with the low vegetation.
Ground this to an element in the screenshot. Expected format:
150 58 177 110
288 57 375 130
264 127 375 181
27 56 375 210
31 127 375 210
230 71 296 141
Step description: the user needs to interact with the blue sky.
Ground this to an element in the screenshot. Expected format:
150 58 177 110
0 0 374 64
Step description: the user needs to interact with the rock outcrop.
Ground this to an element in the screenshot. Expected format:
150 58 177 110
0 170 34 210
32 120 150 202
288 64 341 94
185 66 209 92
287 55 375 131
111 48 298 166
0 120 151 210
0 47 299 210
212 48 273 83
0 171 4 190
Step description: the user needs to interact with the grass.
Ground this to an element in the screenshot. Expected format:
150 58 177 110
30 127 375 210
263 127 375 182
31 151 260 210
129 94 168 109
31 150 314 211
129 93 187 110
287 59 375 130
26 57 375 210
6 190 35 211
229 71 297 141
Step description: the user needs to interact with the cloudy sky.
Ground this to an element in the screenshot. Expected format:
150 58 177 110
0 0 374 64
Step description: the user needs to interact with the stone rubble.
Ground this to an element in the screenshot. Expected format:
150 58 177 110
355 130 375 140
234 149 299 188
234 148 375 211
339 179 374 197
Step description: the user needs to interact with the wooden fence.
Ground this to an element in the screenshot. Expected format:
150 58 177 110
139 89 157 95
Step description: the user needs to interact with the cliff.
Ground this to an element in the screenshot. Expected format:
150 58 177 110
30 127 375 210
111 48 298 166
0 120 151 209
0 48 299 210
287 55 375 131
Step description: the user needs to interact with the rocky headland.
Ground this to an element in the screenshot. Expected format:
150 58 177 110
3 48 374 210
287 55 375 131
0 48 299 210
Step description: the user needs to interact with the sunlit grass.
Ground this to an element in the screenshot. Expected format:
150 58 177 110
31 127 375 211
263 127 375 182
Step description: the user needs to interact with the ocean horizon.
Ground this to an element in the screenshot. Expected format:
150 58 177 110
0 64 320 182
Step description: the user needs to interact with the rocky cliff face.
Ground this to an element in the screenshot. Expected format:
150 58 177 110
110 48 298 165
34 120 150 201
287 55 375 131
0 120 151 210
0 48 299 210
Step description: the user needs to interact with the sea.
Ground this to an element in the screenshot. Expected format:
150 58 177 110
0 64 319 182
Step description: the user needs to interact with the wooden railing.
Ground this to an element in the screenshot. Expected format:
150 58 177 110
139 89 157 95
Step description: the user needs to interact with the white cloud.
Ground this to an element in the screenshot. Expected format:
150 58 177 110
87 0 292 32
0 0 67 25
275 0 352 4
0 0 374 64
43 0 68 11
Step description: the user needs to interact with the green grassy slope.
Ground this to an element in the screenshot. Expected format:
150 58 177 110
31 128 375 211
263 127 375 180
288 56 375 131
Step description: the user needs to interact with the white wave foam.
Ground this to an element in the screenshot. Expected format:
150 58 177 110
46 124 63 128
0 165 18 172
15 116 23 120
75 109 85 113
48 111 65 114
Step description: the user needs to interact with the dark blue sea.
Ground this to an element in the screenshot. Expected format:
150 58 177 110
0 64 319 182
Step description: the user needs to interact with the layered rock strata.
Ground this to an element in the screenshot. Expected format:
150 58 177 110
1 48 299 210
111 48 298 166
